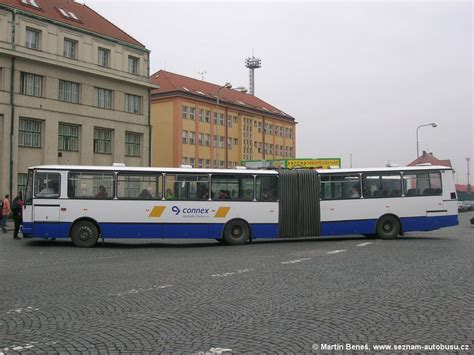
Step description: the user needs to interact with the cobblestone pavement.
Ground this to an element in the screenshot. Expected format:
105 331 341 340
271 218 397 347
0 214 473 354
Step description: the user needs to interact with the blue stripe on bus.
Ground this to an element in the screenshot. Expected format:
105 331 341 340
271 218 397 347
22 215 457 240
22 222 279 240
400 215 458 232
321 215 458 236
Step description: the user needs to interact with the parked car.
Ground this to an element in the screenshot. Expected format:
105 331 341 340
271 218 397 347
458 200 474 212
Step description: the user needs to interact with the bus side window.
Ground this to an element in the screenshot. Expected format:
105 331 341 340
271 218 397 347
256 176 278 201
35 172 61 198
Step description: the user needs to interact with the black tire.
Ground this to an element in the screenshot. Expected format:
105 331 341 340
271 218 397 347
223 220 250 246
71 220 99 248
376 215 400 240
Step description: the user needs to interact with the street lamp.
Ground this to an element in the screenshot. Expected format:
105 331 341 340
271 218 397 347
467 157 471 193
416 123 437 157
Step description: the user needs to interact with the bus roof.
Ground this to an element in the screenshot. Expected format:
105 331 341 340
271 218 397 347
28 165 279 175
316 165 452 174
28 164 451 175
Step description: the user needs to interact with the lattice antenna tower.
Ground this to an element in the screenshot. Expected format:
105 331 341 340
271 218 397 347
245 56 262 95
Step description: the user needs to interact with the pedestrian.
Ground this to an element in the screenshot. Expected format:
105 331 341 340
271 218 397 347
11 191 23 240
2 194 10 233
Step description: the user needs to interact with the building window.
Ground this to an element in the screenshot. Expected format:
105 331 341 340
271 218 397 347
190 158 195 168
95 87 113 109
198 159 203 168
198 109 204 122
205 110 211 123
19 118 41 148
58 123 79 151
219 113 225 126
98 47 110 67
205 159 210 168
63 38 77 59
182 130 188 144
25 28 40 49
213 135 218 147
198 133 203 146
125 132 141 157
94 128 112 154
227 137 232 150
182 157 188 165
125 94 142 114
213 112 218 125
17 173 28 197
128 56 139 75
21 72 42 97
182 105 195 120
227 116 233 127
189 131 195 145
219 136 225 148
205 134 210 147
59 80 80 103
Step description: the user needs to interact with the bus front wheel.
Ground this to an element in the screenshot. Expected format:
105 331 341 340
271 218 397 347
376 215 400 240
223 220 250 245
71 220 99 248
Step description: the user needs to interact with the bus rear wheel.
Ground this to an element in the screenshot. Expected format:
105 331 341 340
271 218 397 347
223 220 250 245
376 215 400 240
71 220 99 248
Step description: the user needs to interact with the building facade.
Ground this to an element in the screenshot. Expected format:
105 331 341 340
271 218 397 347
0 0 154 196
150 70 296 168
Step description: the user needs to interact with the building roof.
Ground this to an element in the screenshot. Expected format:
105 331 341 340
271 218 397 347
407 151 452 168
0 0 144 48
151 70 294 120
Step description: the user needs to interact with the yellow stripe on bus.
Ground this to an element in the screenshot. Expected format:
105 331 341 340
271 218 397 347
149 206 166 218
214 207 230 218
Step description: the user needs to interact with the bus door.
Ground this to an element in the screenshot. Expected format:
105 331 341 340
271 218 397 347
32 171 62 238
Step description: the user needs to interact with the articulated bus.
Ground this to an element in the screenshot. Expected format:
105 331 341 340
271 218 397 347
22 164 458 247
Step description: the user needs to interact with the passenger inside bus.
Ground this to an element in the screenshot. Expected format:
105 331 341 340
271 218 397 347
139 188 153 199
96 185 108 198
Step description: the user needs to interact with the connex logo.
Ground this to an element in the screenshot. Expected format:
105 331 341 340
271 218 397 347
172 206 181 215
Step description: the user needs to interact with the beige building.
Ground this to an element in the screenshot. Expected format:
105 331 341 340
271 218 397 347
150 70 296 169
0 0 154 196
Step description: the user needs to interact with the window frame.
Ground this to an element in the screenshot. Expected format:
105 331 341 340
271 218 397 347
21 72 43 97
58 80 80 103
67 171 115 199
63 38 77 59
93 128 113 154
98 47 110 67
116 172 162 200
95 87 113 109
19 117 42 148
58 122 79 152
25 27 40 49
125 132 141 157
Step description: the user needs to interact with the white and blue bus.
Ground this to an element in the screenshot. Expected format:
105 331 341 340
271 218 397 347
22 164 458 247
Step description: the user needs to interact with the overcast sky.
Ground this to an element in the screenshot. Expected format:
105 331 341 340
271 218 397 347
87 0 472 184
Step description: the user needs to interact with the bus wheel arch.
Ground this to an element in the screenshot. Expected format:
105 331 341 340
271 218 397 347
70 218 100 248
222 219 251 245
376 214 401 240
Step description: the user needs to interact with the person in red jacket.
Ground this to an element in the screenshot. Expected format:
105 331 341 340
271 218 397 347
2 194 10 233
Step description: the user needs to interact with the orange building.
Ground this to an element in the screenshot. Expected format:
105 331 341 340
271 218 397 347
150 70 296 168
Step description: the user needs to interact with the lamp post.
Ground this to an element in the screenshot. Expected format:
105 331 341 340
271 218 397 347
416 123 438 157
214 83 247 169
467 157 471 193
